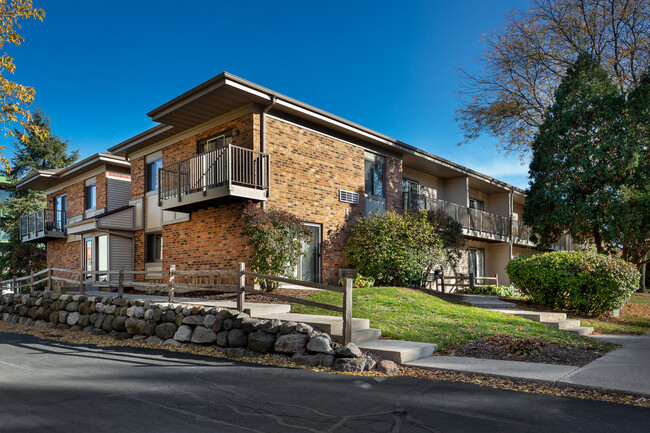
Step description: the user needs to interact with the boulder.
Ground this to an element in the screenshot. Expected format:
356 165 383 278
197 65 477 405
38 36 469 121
296 323 314 334
162 310 176 322
134 306 145 319
336 343 362 358
214 309 234 321
291 352 335 368
155 322 178 340
306 336 335 355
191 326 217 344
58 311 69 324
203 314 216 329
66 312 80 326
376 360 400 375
144 308 154 320
232 312 250 329
261 319 282 334
216 331 229 347
94 313 106 329
222 318 234 331
113 315 128 332
227 329 248 347
174 314 184 327
146 336 163 344
241 319 263 332
334 358 367 372
247 330 276 353
173 325 193 343
274 333 309 353
103 304 117 315
182 315 204 326
163 339 181 347
102 315 115 332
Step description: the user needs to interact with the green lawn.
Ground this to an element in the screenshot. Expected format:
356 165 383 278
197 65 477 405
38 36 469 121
580 294 650 335
291 287 614 353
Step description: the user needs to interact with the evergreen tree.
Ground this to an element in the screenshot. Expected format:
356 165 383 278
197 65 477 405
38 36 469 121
0 110 79 277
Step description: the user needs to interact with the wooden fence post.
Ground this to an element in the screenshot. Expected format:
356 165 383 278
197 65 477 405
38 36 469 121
79 267 85 295
47 264 52 292
495 273 499 287
237 262 245 312
469 273 475 290
118 265 124 298
12 275 17 294
168 264 176 302
343 278 353 345
439 271 445 294
30 271 34 292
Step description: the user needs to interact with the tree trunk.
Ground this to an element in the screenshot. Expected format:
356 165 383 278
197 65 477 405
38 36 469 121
592 228 604 254
640 263 647 293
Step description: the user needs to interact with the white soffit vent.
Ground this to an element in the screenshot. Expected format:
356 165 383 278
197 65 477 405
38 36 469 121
339 190 359 204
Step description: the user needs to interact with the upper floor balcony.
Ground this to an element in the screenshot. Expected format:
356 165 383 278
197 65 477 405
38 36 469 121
511 219 535 247
20 209 67 243
158 144 270 212
404 192 511 241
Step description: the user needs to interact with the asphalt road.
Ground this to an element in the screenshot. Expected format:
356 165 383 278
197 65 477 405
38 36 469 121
0 332 648 433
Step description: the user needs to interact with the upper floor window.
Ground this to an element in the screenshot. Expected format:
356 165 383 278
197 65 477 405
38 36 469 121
365 154 385 197
198 130 232 154
85 183 96 210
147 159 162 192
469 198 484 212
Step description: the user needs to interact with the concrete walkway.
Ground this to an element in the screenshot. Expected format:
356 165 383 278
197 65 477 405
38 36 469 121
406 333 650 397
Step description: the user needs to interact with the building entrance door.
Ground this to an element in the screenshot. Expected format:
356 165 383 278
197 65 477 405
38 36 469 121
300 224 321 283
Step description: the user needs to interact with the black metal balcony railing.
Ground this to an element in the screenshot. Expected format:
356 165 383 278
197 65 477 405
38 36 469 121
159 144 270 202
404 192 511 238
20 209 67 239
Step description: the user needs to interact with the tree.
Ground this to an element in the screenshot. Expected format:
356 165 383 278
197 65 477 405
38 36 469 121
457 0 650 155
423 208 465 267
0 110 79 277
524 54 648 288
0 1 45 170
241 202 312 291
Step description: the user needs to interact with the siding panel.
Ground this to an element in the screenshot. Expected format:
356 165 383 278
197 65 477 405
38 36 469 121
107 178 132 211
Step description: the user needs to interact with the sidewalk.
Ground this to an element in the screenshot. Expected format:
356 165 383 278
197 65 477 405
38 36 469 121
406 333 650 397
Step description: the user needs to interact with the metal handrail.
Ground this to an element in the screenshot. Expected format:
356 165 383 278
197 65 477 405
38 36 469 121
159 144 270 202
19 209 67 238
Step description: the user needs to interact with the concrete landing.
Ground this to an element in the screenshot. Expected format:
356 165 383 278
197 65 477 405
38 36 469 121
406 356 578 383
461 295 516 309
253 312 370 335
358 340 437 363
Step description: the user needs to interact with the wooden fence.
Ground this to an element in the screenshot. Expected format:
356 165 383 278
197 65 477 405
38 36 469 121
1 263 355 344
424 272 499 293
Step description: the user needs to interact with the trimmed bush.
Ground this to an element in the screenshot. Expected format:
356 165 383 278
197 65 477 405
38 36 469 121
460 285 521 298
506 251 639 315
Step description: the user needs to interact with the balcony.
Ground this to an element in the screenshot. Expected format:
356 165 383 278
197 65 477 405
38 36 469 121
20 209 67 242
404 193 511 241
159 144 270 212
511 219 535 246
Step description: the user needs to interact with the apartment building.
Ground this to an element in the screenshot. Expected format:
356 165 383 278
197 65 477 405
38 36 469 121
19 72 563 285
16 153 134 279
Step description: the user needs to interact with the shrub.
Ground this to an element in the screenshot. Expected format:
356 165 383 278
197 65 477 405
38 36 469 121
241 202 312 291
338 274 375 289
507 251 640 315
459 285 521 298
344 211 445 286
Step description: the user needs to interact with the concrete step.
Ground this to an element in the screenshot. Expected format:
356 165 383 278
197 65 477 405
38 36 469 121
358 340 437 364
565 326 594 336
331 328 382 345
490 309 567 322
540 319 581 330
462 295 517 309
252 312 370 335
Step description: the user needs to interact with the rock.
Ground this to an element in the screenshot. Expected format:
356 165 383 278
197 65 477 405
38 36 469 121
274 333 309 353
182 315 204 326
225 347 246 358
146 336 163 344
134 306 145 319
174 314 184 327
103 304 117 315
336 343 362 358
307 335 335 355
215 309 234 321
144 308 154 320
91 328 106 336
162 310 176 322
132 335 147 341
95 302 105 313
227 329 248 347
142 320 158 336
291 352 335 368
191 326 217 344
125 317 140 334
296 323 313 334
334 358 367 372
155 322 178 340
216 331 229 347
113 315 128 332
163 339 181 347
113 332 130 340
203 314 216 329
152 308 162 321
232 312 250 328
69 325 82 332
65 302 79 312
57 311 69 324
173 325 193 343
222 318 234 331
364 357 377 371
261 319 282 334
94 313 106 329
182 306 193 316
376 360 400 375
83 326 95 333
248 330 276 353
102 315 115 332
241 319 263 332
66 312 80 326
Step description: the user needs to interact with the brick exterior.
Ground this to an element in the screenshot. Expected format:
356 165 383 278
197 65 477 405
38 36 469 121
47 239 80 270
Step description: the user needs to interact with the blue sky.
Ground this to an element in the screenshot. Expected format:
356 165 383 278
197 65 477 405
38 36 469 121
4 0 530 188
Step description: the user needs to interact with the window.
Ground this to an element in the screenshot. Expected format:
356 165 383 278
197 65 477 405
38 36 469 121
402 179 419 211
85 184 96 210
198 130 232 154
146 232 163 263
468 248 485 279
469 198 484 211
364 155 385 197
147 159 162 192
54 194 67 231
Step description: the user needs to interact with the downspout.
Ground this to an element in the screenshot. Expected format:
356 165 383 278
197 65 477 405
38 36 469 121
260 96 277 209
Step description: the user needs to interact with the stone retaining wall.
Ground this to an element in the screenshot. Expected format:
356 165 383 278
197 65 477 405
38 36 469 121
0 291 387 373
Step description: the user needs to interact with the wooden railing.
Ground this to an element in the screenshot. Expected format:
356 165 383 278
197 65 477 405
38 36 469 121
1 262 355 343
19 209 67 238
159 144 270 202
423 272 499 293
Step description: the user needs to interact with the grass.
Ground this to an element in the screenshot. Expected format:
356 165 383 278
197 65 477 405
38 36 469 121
580 294 650 335
290 287 614 354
